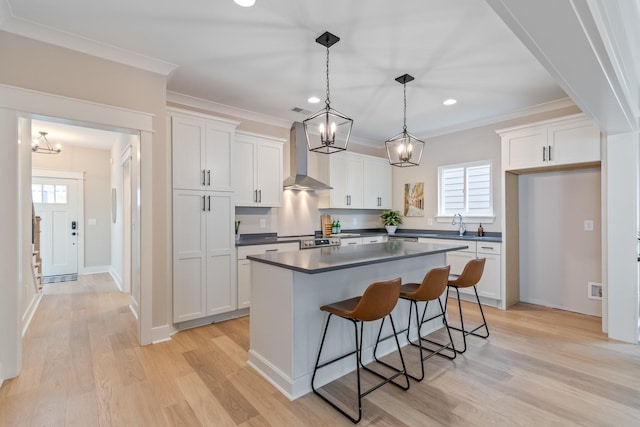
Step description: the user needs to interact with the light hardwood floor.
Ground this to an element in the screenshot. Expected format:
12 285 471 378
1 273 639 426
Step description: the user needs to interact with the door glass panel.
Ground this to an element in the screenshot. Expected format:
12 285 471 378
42 185 55 203
55 185 67 204
32 184 42 203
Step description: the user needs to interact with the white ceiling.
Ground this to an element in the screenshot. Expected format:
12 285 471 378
3 0 569 147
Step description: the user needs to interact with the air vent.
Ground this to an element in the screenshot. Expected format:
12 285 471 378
291 106 312 115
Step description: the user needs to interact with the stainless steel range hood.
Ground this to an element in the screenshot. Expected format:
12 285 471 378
283 122 332 191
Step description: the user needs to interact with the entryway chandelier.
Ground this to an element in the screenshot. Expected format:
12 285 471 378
385 74 425 167
32 131 62 154
304 31 353 154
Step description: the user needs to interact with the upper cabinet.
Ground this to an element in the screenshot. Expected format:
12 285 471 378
233 131 284 207
170 108 239 192
317 151 392 209
498 113 601 172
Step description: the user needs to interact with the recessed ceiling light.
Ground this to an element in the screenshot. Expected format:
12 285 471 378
443 98 457 106
307 96 320 104
234 0 255 7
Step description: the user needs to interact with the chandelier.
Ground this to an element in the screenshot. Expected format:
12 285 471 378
385 74 425 167
32 131 62 154
303 31 353 154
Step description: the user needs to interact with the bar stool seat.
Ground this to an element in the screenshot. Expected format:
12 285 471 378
446 257 489 354
311 277 410 424
374 265 455 382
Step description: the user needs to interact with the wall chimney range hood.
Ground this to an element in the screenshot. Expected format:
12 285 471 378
283 122 332 191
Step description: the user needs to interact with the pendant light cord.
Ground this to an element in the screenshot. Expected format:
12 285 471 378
403 82 408 133
325 44 331 109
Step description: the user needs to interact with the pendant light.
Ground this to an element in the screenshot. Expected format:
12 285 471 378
385 74 425 167
303 31 353 154
32 131 62 154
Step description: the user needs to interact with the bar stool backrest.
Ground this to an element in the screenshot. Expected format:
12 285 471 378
450 258 486 288
351 277 402 321
413 265 451 301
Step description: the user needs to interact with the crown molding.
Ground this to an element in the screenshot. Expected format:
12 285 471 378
0 14 177 76
424 97 577 139
167 91 293 129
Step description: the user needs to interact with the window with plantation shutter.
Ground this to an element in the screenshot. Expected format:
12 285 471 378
438 161 492 216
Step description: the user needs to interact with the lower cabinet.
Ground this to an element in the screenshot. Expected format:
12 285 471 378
237 242 299 309
173 190 235 323
418 238 501 301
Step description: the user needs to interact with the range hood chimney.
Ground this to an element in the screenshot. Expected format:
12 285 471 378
283 122 332 191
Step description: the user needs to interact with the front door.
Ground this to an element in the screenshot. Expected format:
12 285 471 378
32 177 79 277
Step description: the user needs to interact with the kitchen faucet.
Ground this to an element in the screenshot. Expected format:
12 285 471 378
452 213 466 236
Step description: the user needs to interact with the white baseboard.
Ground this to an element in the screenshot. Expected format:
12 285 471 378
151 324 174 344
109 267 123 292
80 265 110 275
22 291 43 337
129 299 139 320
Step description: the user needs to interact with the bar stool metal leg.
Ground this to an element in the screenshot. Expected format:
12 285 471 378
446 285 490 354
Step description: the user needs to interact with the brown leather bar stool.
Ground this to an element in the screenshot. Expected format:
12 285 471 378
311 277 410 424
446 257 488 354
392 265 456 381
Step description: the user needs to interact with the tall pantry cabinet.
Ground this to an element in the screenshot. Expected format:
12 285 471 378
170 108 240 323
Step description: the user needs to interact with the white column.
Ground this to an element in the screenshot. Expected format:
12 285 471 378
605 132 640 343
0 108 21 379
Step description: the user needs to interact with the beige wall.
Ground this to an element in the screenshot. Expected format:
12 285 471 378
391 106 581 233
1 30 170 327
33 145 112 268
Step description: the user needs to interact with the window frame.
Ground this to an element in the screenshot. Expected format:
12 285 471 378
437 160 495 223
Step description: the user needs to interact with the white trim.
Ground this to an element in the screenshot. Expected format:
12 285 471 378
167 91 290 129
436 215 496 225
235 130 286 144
109 267 123 292
80 265 110 275
21 291 42 337
167 106 240 127
426 98 577 139
0 16 177 76
32 168 84 180
151 324 173 344
129 297 139 320
0 84 154 132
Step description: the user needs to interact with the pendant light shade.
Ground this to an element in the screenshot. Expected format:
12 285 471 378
32 131 62 154
385 74 425 167
304 31 353 154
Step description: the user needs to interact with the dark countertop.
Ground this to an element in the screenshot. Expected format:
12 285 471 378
236 229 501 247
247 240 468 274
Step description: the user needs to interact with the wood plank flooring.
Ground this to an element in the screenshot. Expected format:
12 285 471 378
1 273 639 426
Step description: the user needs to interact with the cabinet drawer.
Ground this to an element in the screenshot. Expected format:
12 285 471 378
362 235 386 244
477 241 501 255
341 238 363 246
432 238 476 253
237 242 299 259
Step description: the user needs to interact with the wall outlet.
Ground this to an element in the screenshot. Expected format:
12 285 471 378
259 218 266 229
588 282 602 300
584 220 594 231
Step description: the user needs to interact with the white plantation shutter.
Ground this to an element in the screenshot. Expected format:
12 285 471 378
439 161 492 216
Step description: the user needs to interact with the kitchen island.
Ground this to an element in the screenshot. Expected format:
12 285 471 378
247 240 467 400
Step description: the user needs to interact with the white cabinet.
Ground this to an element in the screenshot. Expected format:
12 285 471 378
233 131 284 207
340 237 362 247
499 114 600 171
363 157 392 209
362 235 386 244
170 109 238 192
173 190 236 322
237 242 299 309
418 238 502 301
318 151 391 210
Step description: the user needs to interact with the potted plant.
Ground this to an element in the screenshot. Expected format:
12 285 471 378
380 210 402 234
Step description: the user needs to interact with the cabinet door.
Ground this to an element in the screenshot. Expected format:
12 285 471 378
363 158 392 209
549 120 600 165
329 156 349 208
256 141 283 207
173 190 206 322
205 124 233 191
237 259 251 309
233 139 257 206
345 156 364 208
504 127 547 170
205 193 236 315
172 117 205 190
475 253 500 299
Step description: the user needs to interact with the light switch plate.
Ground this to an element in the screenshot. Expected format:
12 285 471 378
584 220 594 231
88 218 97 226
259 218 266 229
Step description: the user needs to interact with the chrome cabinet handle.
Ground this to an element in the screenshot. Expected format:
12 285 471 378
348 242 358 245
202 169 206 186
543 146 546 162
548 145 552 161
207 170 211 186
265 248 278 252
480 246 493 250
254 189 258 203
258 190 262 203
202 195 206 211
207 195 211 211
